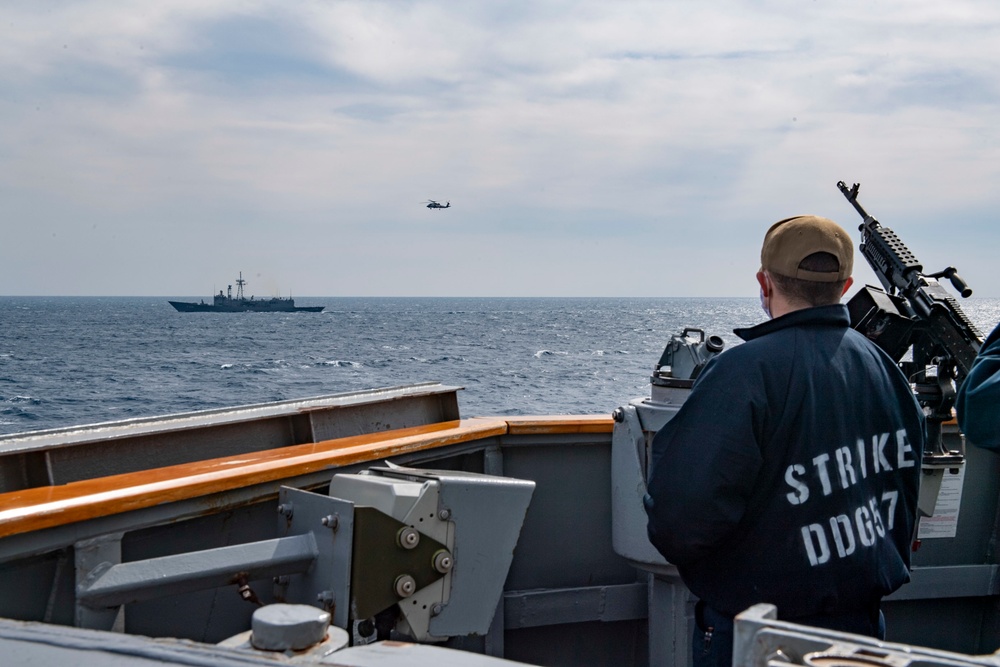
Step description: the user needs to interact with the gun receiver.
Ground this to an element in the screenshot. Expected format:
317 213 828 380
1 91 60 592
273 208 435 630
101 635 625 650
837 181 984 467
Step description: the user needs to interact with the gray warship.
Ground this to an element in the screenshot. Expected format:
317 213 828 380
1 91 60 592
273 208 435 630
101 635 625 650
169 272 324 313
0 184 997 666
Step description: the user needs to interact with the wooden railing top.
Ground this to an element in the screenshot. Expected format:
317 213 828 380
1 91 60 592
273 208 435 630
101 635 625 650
504 414 615 434
0 415 614 540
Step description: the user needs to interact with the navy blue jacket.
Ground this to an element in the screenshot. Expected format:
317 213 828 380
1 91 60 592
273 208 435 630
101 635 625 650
956 322 1000 449
644 304 924 619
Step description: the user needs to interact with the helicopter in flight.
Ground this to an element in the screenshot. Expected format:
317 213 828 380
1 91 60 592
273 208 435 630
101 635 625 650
422 200 451 209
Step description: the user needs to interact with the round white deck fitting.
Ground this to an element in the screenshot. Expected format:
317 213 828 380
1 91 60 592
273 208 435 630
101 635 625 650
250 604 331 652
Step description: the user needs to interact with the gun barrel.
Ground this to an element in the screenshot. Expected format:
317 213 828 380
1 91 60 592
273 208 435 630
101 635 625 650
837 181 871 223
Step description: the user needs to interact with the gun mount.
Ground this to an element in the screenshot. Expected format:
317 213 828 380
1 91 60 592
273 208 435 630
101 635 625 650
838 181 984 515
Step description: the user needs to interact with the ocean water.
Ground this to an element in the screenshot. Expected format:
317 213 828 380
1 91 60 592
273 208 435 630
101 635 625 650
2 296 999 436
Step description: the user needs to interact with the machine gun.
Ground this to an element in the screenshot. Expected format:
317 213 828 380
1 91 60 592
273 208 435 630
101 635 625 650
837 181 983 474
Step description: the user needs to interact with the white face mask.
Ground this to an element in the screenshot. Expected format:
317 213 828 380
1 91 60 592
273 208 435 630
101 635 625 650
759 286 771 319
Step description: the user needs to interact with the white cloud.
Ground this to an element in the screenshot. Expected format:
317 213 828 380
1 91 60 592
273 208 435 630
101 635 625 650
1 0 999 296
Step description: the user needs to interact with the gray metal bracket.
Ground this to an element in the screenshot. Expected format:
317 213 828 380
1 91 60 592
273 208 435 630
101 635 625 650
76 534 319 609
362 466 535 639
72 486 352 634
74 532 124 631
276 486 355 630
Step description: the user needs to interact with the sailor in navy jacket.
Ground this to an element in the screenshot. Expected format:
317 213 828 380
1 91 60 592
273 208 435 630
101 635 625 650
644 303 925 622
956 322 1000 449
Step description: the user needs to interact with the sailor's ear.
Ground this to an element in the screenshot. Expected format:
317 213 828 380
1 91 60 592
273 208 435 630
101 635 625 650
841 276 854 296
756 271 770 297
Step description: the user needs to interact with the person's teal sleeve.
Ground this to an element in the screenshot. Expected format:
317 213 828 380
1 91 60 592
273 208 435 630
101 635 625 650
957 322 1000 449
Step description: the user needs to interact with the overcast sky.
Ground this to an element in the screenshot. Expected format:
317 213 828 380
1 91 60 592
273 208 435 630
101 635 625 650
2 1 998 298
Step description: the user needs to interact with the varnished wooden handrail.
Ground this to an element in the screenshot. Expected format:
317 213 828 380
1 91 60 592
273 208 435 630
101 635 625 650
504 414 615 435
0 418 507 539
0 415 616 540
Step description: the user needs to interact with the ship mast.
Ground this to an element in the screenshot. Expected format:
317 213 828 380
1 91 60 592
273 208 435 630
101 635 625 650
236 272 246 301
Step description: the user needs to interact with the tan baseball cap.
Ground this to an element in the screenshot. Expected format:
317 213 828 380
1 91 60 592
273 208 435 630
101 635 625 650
760 215 854 282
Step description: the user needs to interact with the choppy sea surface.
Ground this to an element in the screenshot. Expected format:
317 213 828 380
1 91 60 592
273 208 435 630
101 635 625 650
2 296 999 436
